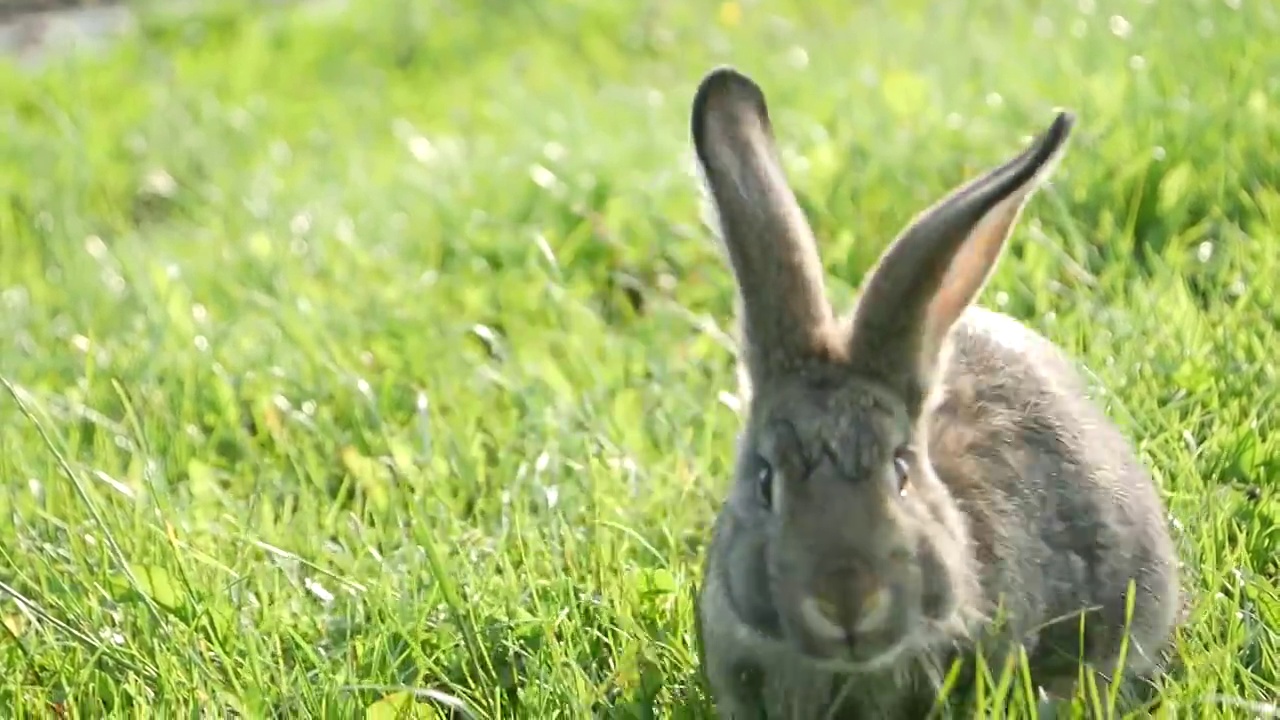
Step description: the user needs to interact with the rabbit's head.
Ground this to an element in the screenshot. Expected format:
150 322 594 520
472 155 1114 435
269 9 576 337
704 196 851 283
692 67 1073 668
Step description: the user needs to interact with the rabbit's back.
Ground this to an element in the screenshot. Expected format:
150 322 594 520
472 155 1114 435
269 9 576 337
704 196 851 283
928 305 1181 679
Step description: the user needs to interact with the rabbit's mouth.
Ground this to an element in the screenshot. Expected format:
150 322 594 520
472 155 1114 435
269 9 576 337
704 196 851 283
774 585 922 672
806 638 915 675
789 614 969 676
703 567 959 678
779 573 979 675
814 637 914 674
718 597 919 676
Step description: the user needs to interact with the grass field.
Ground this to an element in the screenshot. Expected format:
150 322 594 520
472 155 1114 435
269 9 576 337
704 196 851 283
0 0 1277 717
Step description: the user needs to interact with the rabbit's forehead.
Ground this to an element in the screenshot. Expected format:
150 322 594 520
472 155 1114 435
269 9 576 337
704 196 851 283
754 379 910 455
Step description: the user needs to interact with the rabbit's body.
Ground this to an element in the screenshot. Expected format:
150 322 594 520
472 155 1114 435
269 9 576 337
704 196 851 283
687 66 1180 718
698 306 1180 717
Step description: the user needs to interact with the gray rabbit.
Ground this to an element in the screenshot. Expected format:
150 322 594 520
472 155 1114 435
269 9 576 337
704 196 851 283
690 66 1181 718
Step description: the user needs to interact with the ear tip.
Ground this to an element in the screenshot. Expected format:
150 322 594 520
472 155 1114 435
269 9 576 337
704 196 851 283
690 66 770 147
693 65 766 110
1045 109 1077 147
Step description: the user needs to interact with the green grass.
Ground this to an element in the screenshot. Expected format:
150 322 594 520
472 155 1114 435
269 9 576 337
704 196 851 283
0 0 1277 716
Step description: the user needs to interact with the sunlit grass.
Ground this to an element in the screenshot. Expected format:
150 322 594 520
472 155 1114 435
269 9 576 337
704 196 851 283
0 0 1276 716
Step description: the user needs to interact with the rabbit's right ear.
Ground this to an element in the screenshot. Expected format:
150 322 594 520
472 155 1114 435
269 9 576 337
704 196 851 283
692 67 834 386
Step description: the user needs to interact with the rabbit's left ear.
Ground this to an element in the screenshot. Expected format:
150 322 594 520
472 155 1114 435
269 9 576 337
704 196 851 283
846 112 1074 413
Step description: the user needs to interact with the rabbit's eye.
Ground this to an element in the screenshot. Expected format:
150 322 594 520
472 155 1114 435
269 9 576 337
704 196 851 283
892 447 911 495
755 458 775 509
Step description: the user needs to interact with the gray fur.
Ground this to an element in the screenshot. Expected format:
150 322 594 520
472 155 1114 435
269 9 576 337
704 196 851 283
690 66 1181 718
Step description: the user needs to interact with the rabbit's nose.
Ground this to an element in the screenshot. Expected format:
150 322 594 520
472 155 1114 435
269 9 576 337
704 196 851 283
799 596 848 641
853 585 894 633
800 583 893 640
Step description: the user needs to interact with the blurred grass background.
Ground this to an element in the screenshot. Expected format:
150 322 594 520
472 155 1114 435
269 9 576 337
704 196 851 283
0 0 1277 716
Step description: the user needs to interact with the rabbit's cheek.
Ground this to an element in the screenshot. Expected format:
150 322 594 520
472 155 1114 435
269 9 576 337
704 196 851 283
915 521 971 622
724 518 786 639
920 558 957 620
